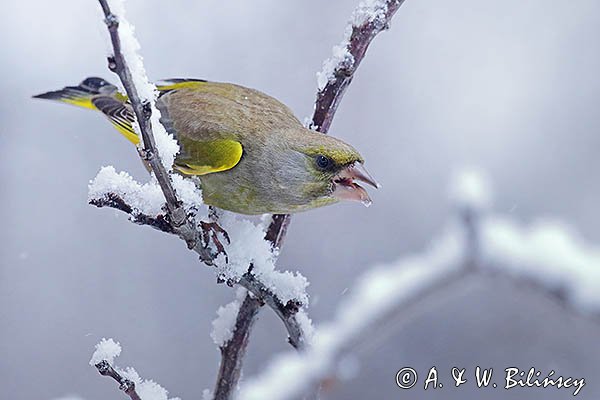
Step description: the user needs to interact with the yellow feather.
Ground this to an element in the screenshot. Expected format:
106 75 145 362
174 139 243 175
157 80 207 92
61 97 96 110
110 122 140 145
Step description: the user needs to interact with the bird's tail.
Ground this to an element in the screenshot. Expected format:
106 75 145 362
33 77 139 144
33 77 118 109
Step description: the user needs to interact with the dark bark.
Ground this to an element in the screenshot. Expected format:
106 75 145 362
213 295 262 400
95 360 142 400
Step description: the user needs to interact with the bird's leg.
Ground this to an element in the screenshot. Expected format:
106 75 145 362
200 207 230 263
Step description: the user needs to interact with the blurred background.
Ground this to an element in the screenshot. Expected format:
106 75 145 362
1 0 600 399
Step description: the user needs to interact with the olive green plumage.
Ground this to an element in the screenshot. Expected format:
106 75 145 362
34 77 378 215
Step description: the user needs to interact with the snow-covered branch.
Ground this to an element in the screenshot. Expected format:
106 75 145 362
312 0 407 132
239 169 600 399
91 339 179 400
98 0 182 218
212 290 262 400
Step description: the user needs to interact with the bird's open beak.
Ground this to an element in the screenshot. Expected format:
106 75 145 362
332 162 380 207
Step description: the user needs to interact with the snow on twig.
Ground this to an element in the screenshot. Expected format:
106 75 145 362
312 0 407 132
97 0 184 218
211 289 248 347
101 0 179 170
91 339 179 400
212 291 262 400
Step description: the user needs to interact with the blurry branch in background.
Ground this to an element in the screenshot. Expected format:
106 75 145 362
239 169 600 399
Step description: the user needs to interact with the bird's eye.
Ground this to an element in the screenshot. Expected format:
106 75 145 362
315 155 333 170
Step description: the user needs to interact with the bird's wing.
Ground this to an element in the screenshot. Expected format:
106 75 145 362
155 79 303 177
91 96 138 144
156 83 247 176
90 88 243 176
172 138 243 176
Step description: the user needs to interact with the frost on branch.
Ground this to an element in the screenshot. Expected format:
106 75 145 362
209 213 310 305
294 309 315 343
104 0 178 170
316 42 354 92
90 338 122 367
211 289 246 346
89 166 205 216
90 338 179 400
316 0 393 91
89 167 167 216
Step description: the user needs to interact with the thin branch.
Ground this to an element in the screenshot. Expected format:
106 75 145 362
263 0 408 263
90 193 174 233
312 0 407 133
259 0 408 347
95 360 142 400
264 214 292 250
213 295 263 400
98 0 219 265
90 192 306 346
238 273 305 349
211 239 306 400
98 0 179 216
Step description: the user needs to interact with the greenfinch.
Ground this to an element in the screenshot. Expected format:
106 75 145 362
34 77 378 215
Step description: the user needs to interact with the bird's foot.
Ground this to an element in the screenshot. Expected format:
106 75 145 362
199 220 230 263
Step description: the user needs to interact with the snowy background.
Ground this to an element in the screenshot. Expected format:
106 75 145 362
1 0 600 399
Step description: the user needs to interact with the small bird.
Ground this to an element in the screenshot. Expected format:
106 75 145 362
34 77 378 215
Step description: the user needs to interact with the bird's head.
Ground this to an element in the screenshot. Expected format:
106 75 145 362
193 127 379 215
288 130 379 208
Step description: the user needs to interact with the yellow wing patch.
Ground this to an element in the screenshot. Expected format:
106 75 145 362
157 79 207 93
175 139 243 176
90 96 139 145
111 121 139 145
61 97 96 110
